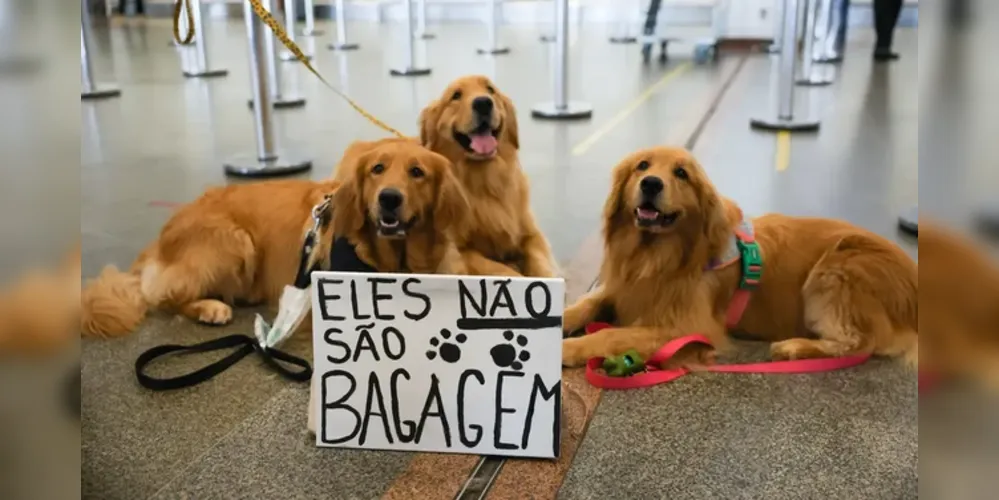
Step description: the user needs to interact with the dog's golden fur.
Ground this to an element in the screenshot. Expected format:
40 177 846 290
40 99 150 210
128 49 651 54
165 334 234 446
918 222 999 389
561 147 918 369
419 75 557 277
82 139 466 338
0 245 80 356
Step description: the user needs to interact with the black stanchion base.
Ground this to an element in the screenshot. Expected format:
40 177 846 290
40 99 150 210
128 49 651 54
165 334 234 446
540 34 555 43
183 68 229 78
328 43 360 51
974 206 999 239
750 116 820 132
390 67 432 77
531 102 593 120
897 206 918 236
224 152 313 178
247 96 307 109
82 85 122 100
280 52 313 62
796 75 833 86
476 47 511 55
609 36 638 44
299 28 324 36
815 55 843 64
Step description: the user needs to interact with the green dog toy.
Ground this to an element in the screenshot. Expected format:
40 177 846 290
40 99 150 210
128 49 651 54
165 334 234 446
601 350 646 377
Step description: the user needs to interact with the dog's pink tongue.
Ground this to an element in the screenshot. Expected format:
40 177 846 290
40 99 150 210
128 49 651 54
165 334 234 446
470 134 498 155
637 208 659 220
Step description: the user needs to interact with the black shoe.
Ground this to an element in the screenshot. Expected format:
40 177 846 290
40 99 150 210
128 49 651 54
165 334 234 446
873 48 900 61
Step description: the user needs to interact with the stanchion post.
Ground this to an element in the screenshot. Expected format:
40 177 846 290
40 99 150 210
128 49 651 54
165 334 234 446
248 0 305 108
184 0 228 78
767 0 784 53
280 0 313 61
81 1 120 100
540 0 555 42
329 0 359 50
750 0 819 131
796 0 832 85
415 0 435 39
609 1 637 44
226 0 312 177
390 0 431 76
815 0 847 63
477 0 510 55
300 0 323 36
531 0 591 120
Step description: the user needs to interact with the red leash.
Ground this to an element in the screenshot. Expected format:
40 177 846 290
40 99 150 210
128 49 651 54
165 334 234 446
583 323 871 390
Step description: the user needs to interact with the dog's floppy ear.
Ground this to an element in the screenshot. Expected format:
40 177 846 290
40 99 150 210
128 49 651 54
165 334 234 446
497 91 519 150
602 163 632 234
433 159 470 234
332 155 369 237
419 100 444 150
699 181 740 256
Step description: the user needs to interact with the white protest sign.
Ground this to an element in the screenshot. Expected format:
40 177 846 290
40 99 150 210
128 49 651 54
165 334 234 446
311 272 564 459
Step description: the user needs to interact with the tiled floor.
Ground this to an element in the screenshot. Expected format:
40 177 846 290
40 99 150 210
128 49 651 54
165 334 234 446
69 7 939 499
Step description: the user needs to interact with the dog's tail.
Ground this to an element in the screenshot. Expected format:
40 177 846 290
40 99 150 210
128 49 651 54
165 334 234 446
81 264 148 338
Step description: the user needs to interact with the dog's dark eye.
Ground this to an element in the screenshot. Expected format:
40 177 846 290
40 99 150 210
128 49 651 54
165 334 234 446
636 161 650 172
451 90 462 101
673 167 689 180
371 164 385 175
409 166 425 179
486 85 495 94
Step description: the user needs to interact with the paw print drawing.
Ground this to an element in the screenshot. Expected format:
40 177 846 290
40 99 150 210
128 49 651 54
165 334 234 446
426 328 467 363
490 331 531 371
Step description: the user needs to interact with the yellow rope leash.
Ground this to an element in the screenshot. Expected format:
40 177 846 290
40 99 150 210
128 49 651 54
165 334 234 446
172 0 406 139
172 0 195 45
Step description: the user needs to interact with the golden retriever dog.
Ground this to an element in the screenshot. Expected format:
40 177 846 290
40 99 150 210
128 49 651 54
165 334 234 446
327 137 469 274
560 147 918 369
918 222 999 390
418 75 557 278
82 139 467 338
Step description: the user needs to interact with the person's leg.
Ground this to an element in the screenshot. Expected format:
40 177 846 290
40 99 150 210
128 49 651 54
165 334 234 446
873 0 903 61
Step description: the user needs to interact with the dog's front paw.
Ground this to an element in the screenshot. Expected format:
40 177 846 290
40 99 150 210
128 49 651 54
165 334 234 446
561 338 588 367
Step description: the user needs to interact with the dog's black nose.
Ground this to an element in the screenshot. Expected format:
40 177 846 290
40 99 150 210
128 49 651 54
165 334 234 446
378 189 403 211
640 176 664 196
472 96 494 116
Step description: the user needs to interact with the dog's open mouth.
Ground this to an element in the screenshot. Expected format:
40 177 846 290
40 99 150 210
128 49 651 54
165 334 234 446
635 204 681 228
453 123 502 157
376 212 410 238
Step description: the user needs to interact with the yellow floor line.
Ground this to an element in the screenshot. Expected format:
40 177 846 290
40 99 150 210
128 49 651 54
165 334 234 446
775 131 791 172
571 62 692 157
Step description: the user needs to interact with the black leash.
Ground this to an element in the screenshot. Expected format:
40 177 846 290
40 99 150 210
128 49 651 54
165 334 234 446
135 334 311 390
133 195 334 392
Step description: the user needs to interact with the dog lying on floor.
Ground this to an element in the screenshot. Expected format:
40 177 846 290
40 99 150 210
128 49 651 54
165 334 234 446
560 147 918 368
418 75 558 278
82 139 468 338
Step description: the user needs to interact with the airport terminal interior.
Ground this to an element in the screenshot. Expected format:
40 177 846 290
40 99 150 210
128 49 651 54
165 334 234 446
16 0 987 497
